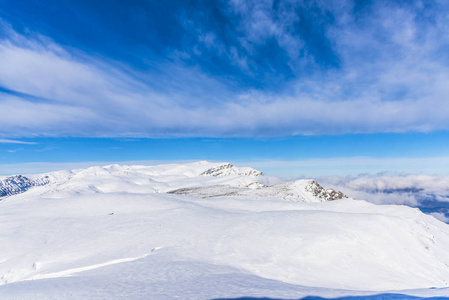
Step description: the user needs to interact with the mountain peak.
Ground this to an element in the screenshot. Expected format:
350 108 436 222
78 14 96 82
200 163 264 177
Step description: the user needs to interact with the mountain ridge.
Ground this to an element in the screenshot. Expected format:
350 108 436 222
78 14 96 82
0 161 346 203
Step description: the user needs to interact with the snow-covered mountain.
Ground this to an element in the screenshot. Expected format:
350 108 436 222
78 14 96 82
0 161 449 299
0 161 345 203
200 162 264 177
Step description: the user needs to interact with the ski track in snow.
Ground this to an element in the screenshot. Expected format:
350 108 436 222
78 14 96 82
28 252 157 281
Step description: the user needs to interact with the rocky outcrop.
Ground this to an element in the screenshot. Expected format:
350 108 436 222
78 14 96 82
200 163 263 177
0 175 50 198
168 179 347 202
304 180 347 201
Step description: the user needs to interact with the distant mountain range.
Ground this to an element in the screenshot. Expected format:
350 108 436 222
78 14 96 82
0 161 346 202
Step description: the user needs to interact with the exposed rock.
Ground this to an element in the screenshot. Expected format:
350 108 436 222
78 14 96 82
0 175 50 198
168 179 347 203
200 163 263 177
168 185 243 198
304 180 347 201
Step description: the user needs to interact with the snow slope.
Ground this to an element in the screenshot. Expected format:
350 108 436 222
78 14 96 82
0 161 449 299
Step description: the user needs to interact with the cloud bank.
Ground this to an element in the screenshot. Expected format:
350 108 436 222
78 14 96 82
1 1 449 137
319 172 449 223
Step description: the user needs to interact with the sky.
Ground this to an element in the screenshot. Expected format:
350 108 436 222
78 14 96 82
1 0 449 177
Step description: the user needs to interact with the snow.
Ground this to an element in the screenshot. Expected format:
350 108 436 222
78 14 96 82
0 161 449 299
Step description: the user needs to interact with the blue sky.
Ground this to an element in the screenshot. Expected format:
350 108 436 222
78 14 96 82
1 0 449 177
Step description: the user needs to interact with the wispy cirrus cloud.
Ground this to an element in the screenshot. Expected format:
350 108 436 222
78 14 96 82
1 1 449 137
0 138 36 145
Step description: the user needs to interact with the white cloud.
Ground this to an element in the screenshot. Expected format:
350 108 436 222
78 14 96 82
322 173 449 194
0 138 36 144
1 2 449 137
318 172 449 207
429 212 449 223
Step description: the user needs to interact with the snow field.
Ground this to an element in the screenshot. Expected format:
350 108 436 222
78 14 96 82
0 161 449 299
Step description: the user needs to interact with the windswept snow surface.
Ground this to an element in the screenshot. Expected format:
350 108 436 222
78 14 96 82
0 161 449 299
